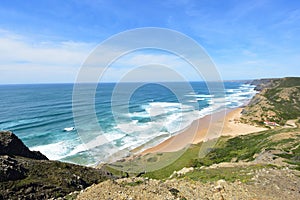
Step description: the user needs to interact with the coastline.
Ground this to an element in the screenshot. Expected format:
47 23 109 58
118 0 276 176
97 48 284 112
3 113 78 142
141 107 266 155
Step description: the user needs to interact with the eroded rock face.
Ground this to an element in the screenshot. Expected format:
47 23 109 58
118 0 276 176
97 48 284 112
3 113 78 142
0 131 48 160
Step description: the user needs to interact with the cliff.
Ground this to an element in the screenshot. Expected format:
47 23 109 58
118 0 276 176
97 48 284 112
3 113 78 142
0 131 112 200
0 131 47 160
242 77 300 126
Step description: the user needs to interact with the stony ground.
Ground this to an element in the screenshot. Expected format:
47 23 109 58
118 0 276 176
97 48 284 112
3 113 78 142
76 166 300 200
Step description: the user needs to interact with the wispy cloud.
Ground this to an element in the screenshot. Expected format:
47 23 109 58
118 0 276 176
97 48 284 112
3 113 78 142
78 49 207 83
0 30 95 83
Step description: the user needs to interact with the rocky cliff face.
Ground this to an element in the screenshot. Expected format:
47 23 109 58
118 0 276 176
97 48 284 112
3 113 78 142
0 131 111 200
250 78 279 91
0 131 48 160
242 77 300 125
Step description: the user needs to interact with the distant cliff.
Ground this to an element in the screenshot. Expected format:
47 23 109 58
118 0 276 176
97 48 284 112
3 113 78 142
249 78 280 91
242 77 300 126
0 131 112 200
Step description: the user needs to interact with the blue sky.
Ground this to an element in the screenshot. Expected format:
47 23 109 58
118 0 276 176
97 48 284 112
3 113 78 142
0 0 300 83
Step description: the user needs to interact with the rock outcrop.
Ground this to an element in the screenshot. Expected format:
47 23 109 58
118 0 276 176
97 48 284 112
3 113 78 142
0 131 48 160
0 131 111 200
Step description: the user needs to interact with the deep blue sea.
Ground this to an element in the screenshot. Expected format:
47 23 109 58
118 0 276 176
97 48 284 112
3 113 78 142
0 82 256 166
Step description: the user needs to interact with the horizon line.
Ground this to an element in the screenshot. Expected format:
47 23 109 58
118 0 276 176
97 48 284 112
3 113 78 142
0 79 257 86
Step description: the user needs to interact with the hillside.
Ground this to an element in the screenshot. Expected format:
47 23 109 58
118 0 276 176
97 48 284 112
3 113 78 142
241 77 300 126
0 131 112 200
79 125 300 199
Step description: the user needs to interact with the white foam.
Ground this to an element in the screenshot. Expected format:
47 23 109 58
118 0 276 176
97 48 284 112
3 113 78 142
185 94 214 98
129 102 194 119
63 127 75 132
116 120 139 133
84 132 127 149
144 102 182 117
109 100 201 155
188 99 197 103
65 143 88 157
188 91 196 95
164 112 183 133
30 141 72 160
84 84 257 163
117 120 159 134
105 132 127 142
64 132 126 159
224 84 257 108
128 111 149 118
226 89 235 93
196 98 205 101
148 102 182 107
36 132 128 160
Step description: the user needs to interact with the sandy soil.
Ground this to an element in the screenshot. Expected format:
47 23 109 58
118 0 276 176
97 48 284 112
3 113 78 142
221 108 267 136
142 108 267 154
77 167 300 200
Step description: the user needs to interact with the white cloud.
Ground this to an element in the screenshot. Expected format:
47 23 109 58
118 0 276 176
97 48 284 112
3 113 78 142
0 63 79 83
77 51 202 83
102 51 207 82
0 34 93 66
0 29 223 84
115 53 183 67
0 30 96 84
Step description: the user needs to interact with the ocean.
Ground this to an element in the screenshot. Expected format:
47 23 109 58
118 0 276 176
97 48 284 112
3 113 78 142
0 82 256 166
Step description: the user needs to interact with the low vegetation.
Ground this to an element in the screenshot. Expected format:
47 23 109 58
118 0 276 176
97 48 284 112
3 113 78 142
0 156 110 199
105 127 299 180
183 164 275 183
242 77 300 126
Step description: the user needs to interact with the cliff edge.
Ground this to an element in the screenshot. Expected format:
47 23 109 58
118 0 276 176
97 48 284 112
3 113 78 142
0 131 111 200
242 77 300 126
0 130 48 160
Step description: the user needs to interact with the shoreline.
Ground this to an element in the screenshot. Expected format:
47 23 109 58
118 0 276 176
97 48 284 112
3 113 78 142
140 107 266 155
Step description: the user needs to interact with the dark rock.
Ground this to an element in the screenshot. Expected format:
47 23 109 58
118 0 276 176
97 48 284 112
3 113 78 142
136 171 145 177
0 131 48 160
0 155 27 182
169 188 180 197
122 172 129 178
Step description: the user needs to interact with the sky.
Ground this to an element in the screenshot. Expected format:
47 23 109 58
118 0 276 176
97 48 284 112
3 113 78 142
0 0 300 84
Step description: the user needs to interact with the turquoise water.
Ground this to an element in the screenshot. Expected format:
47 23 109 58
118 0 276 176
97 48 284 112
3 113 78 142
0 82 256 165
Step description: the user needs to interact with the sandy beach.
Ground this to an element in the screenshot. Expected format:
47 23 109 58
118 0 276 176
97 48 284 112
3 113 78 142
142 108 266 154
